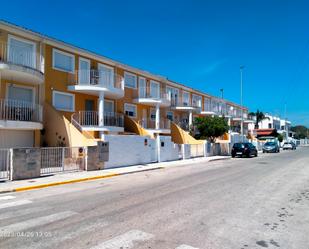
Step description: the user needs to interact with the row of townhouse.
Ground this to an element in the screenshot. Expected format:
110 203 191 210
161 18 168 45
257 114 292 140
0 21 255 149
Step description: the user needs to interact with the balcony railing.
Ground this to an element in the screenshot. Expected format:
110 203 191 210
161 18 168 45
138 118 171 130
68 70 124 90
134 86 170 101
0 42 42 73
0 99 42 122
170 97 192 108
72 111 124 127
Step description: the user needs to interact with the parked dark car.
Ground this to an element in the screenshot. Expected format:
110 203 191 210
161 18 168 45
263 142 280 153
232 142 258 158
282 142 296 150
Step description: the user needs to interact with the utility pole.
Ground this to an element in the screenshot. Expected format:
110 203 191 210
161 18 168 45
284 102 288 141
240 66 245 141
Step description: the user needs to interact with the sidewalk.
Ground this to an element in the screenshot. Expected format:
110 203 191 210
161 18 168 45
0 156 230 194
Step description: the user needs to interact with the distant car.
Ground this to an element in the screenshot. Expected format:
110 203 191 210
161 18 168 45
232 142 258 158
263 142 280 153
282 142 296 150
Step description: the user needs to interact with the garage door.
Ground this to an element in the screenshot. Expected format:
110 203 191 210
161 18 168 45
0 130 34 149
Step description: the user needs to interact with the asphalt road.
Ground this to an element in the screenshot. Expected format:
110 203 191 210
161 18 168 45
0 147 308 249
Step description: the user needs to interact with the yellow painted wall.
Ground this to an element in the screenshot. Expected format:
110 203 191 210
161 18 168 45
170 122 205 145
43 102 97 147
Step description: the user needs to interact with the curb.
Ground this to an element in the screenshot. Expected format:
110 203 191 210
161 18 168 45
207 157 231 162
0 167 164 194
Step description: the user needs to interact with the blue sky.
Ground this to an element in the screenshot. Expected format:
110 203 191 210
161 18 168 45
1 0 309 126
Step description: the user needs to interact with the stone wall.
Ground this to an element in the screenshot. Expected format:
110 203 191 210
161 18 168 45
11 148 41 180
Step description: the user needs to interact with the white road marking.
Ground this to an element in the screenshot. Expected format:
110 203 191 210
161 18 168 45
0 211 77 234
0 199 32 210
176 245 199 249
25 219 109 249
90 229 154 249
0 195 16 201
0 206 50 221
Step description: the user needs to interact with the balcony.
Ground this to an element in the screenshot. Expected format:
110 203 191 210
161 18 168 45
71 111 124 132
171 97 201 112
0 42 44 84
67 70 124 99
0 99 43 130
133 87 170 107
138 118 171 134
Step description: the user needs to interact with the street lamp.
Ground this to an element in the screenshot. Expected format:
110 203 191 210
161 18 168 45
220 88 224 99
240 65 245 141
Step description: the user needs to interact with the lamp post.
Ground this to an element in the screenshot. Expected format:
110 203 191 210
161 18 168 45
220 88 224 99
220 88 224 116
240 66 245 141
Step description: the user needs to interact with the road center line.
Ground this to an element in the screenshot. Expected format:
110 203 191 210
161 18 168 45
0 199 32 210
0 211 77 234
90 229 154 249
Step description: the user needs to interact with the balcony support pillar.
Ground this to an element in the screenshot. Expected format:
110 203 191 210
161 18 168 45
189 110 193 128
155 104 160 130
98 91 104 127
228 118 231 133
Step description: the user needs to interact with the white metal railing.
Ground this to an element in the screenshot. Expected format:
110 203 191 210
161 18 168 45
139 118 171 130
41 147 85 175
72 111 124 127
68 69 124 90
135 86 170 101
171 96 191 108
0 42 42 72
175 119 190 131
0 149 11 180
0 99 42 122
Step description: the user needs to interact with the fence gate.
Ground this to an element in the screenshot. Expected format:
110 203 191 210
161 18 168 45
0 149 11 180
41 147 85 175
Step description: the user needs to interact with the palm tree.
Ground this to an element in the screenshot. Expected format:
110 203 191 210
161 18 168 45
249 110 268 129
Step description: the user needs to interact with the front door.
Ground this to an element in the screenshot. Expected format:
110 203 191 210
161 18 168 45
142 109 147 128
85 99 95 125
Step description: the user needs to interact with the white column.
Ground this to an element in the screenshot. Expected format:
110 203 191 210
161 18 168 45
228 118 231 133
189 110 193 127
155 104 160 130
98 91 104 127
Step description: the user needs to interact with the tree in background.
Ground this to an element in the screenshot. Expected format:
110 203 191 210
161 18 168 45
193 116 229 143
291 125 309 139
277 133 284 143
249 110 269 129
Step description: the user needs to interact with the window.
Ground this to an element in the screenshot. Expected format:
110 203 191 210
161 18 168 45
167 111 174 121
150 80 160 98
98 64 114 87
8 35 36 68
7 85 34 104
53 49 75 73
138 77 146 97
166 87 179 105
53 91 75 112
150 109 156 120
124 103 137 117
268 123 272 129
182 92 190 106
104 100 114 114
124 72 137 88
192 95 202 108
79 58 90 84
204 98 211 111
